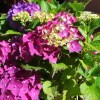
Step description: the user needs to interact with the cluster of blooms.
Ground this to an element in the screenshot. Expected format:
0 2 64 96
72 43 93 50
10 32 60 63
12 11 32 26
33 11 55 23
7 1 41 31
77 11 100 21
0 65 42 100
37 12 82 53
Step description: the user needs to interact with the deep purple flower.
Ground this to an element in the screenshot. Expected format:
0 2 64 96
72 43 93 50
10 36 22 62
43 45 60 63
19 43 32 62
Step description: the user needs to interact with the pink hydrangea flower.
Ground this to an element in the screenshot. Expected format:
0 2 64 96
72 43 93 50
67 40 82 53
0 41 11 64
36 12 83 55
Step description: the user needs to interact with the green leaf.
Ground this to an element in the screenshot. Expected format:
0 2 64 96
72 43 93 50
95 77 100 90
29 0 43 3
89 66 100 77
85 42 100 53
0 14 6 19
83 53 93 67
0 14 9 33
50 0 58 6
66 84 80 99
92 53 100 62
51 63 68 77
58 2 70 12
46 2 58 14
78 26 87 38
93 32 100 41
77 67 88 78
22 64 44 71
28 19 40 29
91 40 100 51
62 79 80 99
69 0 85 14
80 82 100 100
5 30 21 35
47 2 57 9
43 81 58 98
89 18 100 35
40 0 51 12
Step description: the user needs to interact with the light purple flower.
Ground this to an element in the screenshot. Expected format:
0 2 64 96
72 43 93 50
7 1 41 31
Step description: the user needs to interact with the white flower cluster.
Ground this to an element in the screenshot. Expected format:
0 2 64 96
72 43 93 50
33 11 55 23
77 11 100 21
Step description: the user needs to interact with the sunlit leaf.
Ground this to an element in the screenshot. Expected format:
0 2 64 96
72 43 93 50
22 64 44 71
80 82 100 100
5 30 21 35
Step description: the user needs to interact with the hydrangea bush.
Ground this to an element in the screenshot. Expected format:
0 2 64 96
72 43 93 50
0 0 100 100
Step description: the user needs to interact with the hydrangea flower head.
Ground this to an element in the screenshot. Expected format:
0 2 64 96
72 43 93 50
7 1 41 31
37 12 82 53
77 11 100 21
0 65 42 100
12 11 32 26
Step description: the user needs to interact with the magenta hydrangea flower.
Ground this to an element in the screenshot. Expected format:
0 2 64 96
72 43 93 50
37 12 83 54
0 65 42 100
21 31 60 63
0 41 11 64
67 40 82 53
7 1 41 31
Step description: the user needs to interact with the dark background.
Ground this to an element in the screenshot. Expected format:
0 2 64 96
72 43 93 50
0 0 100 13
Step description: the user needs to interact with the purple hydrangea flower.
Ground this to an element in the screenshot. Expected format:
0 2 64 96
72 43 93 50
7 1 41 31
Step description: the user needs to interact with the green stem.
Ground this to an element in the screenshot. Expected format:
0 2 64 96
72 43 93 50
62 90 67 100
79 59 88 70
